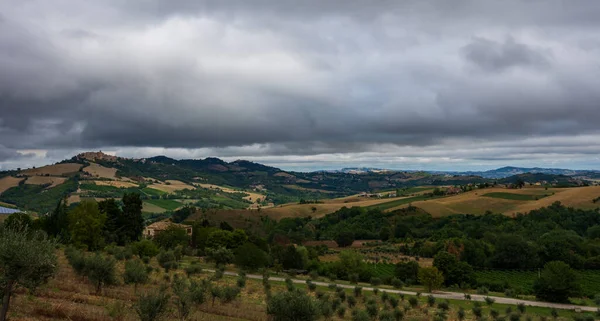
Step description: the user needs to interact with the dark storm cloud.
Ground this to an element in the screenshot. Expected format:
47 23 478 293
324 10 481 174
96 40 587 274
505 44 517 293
1 0 600 169
462 37 551 72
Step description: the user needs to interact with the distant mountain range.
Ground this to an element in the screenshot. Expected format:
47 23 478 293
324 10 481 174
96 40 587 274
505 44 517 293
327 166 599 179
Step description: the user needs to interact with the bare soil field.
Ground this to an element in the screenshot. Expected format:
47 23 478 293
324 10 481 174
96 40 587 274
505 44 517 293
385 186 600 216
83 163 117 179
22 163 82 176
93 180 138 188
148 180 194 193
25 176 67 188
0 176 24 194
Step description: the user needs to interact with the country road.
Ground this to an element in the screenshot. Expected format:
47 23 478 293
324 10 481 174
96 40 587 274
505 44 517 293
207 269 598 313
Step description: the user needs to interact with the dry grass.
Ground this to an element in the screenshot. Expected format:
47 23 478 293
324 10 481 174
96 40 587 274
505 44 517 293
0 176 24 194
83 163 117 179
22 163 82 176
25 176 67 188
149 180 194 193
385 186 600 216
93 180 138 188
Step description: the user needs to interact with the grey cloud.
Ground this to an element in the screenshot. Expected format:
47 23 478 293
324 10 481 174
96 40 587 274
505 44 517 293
462 37 551 72
1 0 600 170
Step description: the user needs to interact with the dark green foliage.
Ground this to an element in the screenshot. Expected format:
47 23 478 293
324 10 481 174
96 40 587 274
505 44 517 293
427 295 436 307
347 295 357 307
205 246 234 266
234 242 270 270
130 239 160 258
3 213 34 231
267 290 320 321
395 261 419 285
352 310 370 321
121 193 144 243
336 230 355 247
534 261 581 302
153 225 190 249
433 251 475 287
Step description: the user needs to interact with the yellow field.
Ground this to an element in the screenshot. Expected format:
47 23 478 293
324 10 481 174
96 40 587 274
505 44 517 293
282 184 334 194
22 163 82 176
0 176 24 194
93 180 138 188
25 176 67 188
83 163 117 179
149 180 194 193
385 186 600 216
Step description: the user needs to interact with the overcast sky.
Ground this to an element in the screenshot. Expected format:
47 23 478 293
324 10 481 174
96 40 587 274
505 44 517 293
1 1 600 171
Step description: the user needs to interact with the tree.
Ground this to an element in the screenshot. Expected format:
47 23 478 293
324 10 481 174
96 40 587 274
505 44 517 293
433 251 475 287
534 261 580 303
380 226 392 241
418 267 444 293
172 275 193 320
154 225 190 249
86 253 117 294
3 213 33 231
205 246 234 266
124 259 149 293
489 235 538 269
98 198 124 245
68 200 106 250
130 239 160 258
122 193 144 243
336 230 355 247
395 261 419 285
135 287 171 321
0 227 57 321
206 230 234 249
234 242 270 270
41 198 70 240
267 290 320 321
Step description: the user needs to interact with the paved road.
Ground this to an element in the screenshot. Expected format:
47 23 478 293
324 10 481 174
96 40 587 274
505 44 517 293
208 269 598 312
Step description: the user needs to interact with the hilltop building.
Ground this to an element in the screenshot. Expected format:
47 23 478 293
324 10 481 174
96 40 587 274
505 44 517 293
144 220 192 238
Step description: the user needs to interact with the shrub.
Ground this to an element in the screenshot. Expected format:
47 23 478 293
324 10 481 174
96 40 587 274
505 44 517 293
391 277 404 289
184 263 203 277
472 306 482 318
370 277 382 286
130 239 160 258
134 287 170 321
337 304 347 318
477 286 489 295
427 295 436 307
221 286 240 303
408 297 418 308
517 303 526 313
438 300 449 311
485 296 495 306
123 259 149 292
347 295 357 308
285 278 295 292
393 308 404 321
352 310 370 321
172 275 193 320
366 302 378 319
267 290 320 321
354 286 362 297
157 250 177 272
86 253 117 294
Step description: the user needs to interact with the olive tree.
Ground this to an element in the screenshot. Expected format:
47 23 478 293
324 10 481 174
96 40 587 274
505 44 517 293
0 227 57 321
124 259 149 293
267 290 320 321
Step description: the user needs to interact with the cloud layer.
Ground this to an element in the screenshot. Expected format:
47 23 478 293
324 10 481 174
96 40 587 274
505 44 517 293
1 1 600 170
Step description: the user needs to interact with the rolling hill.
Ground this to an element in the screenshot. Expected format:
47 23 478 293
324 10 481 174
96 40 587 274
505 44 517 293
0 151 596 217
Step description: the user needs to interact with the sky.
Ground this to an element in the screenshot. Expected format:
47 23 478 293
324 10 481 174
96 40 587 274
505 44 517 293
1 1 600 172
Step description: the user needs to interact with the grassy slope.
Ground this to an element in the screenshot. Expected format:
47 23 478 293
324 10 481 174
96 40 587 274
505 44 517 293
144 198 183 211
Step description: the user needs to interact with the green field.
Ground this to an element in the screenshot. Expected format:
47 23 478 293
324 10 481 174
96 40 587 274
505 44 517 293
80 183 120 192
366 263 395 279
475 270 600 296
144 199 182 211
141 187 166 197
367 195 439 211
482 192 550 201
